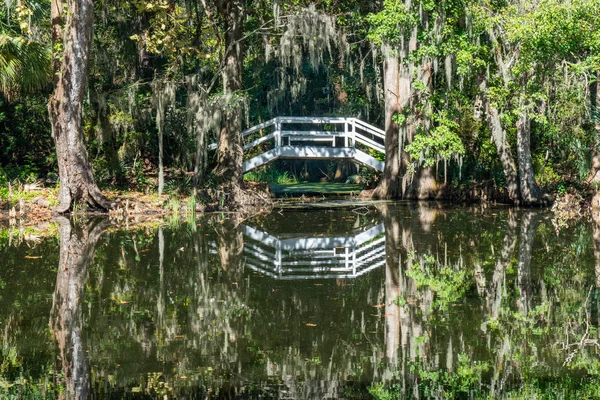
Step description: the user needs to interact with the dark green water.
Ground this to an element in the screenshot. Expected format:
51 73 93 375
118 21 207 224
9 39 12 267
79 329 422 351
2 204 600 399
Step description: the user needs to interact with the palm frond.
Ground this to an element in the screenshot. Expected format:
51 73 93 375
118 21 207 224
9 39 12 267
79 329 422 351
0 33 50 100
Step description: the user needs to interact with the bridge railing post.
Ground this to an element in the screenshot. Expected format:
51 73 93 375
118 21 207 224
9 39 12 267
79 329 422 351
344 119 349 147
350 118 356 148
275 118 281 148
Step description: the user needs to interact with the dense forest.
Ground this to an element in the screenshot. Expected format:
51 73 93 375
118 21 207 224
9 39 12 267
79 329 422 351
2 0 600 210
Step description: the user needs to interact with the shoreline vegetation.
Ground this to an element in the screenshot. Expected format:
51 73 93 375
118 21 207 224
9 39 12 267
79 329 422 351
0 171 596 227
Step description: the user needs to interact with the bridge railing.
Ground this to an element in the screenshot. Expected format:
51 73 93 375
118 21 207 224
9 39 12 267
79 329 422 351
209 117 386 156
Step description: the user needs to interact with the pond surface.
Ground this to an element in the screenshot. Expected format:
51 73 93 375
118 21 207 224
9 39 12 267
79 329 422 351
2 203 600 399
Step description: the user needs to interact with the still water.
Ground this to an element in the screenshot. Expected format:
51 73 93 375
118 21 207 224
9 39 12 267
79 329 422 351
2 203 600 399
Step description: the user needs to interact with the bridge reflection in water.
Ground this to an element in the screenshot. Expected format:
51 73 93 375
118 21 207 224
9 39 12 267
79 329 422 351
241 222 386 279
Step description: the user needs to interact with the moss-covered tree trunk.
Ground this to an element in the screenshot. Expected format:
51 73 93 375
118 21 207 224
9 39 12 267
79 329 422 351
48 0 114 212
516 112 548 205
587 72 600 186
405 57 436 199
212 0 245 188
485 99 520 202
372 49 402 199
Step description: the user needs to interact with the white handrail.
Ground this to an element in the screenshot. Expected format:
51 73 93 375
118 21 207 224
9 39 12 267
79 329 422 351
243 132 276 151
209 117 386 164
351 118 385 138
354 134 385 153
241 118 277 137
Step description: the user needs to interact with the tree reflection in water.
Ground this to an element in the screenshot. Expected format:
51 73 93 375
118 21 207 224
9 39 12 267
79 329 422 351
50 217 108 400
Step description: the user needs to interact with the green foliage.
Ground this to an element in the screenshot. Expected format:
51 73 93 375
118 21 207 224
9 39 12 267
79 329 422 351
367 0 414 45
405 111 465 168
0 94 53 181
369 382 402 400
165 175 192 195
244 166 298 184
411 353 490 398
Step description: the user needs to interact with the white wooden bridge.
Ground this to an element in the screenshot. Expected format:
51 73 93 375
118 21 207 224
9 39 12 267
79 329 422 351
209 117 385 173
241 222 386 280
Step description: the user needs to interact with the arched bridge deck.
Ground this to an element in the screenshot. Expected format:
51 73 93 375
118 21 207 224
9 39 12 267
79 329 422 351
209 117 385 173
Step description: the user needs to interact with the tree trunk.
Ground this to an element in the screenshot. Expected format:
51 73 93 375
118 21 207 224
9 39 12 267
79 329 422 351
405 58 437 199
51 217 109 400
587 72 600 185
97 97 124 185
48 0 114 212
516 113 549 205
334 160 355 182
213 0 245 187
372 48 402 198
157 89 165 195
189 91 208 196
592 211 600 288
485 100 520 202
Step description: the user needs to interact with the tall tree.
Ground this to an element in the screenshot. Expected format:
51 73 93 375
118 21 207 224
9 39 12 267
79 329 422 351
373 46 403 198
368 0 466 199
212 0 246 188
48 0 114 212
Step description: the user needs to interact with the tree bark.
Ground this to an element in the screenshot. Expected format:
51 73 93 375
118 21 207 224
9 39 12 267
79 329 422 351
592 211 600 288
516 112 549 205
372 48 403 199
51 217 109 400
157 86 165 195
587 72 600 185
485 100 520 203
49 0 114 212
405 57 436 199
374 18 430 199
212 0 245 187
